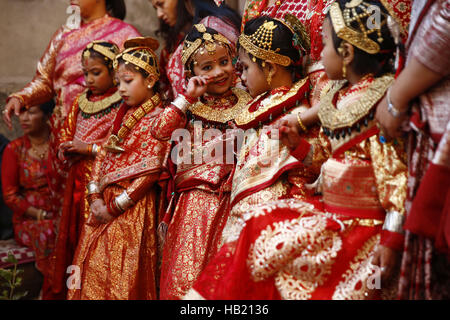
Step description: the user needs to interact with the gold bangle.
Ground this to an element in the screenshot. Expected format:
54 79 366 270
297 112 308 133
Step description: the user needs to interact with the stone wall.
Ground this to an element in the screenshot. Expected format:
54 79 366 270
0 0 245 140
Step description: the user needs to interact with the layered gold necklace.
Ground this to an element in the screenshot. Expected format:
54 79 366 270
78 90 122 118
104 93 161 153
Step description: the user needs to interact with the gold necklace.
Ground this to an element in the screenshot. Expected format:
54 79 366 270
104 93 161 153
188 88 252 124
29 139 48 160
78 90 122 115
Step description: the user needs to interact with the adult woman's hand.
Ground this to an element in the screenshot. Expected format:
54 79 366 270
375 95 408 141
2 97 22 129
371 244 400 283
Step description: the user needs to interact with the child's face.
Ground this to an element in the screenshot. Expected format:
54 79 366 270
192 44 235 96
321 18 344 80
116 64 152 107
238 48 269 98
82 56 114 95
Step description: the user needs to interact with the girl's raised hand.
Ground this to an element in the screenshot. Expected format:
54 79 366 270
185 75 211 100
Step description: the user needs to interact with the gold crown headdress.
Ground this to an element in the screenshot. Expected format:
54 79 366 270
238 20 292 67
181 24 232 66
83 40 119 62
113 37 160 78
329 0 387 54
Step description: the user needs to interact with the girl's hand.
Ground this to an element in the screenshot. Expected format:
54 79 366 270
269 113 303 150
59 139 90 156
90 199 114 224
185 75 211 99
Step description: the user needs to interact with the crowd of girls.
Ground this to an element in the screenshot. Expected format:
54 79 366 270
1 0 448 300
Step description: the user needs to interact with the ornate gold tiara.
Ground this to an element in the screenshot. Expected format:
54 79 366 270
238 20 292 67
181 24 232 66
83 41 119 61
329 0 386 54
113 37 160 78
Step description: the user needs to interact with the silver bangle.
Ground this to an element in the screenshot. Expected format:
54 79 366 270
171 94 192 113
86 181 100 195
387 88 407 118
114 191 135 213
92 143 100 156
383 211 405 234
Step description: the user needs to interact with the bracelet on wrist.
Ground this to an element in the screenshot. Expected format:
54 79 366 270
297 112 308 133
387 88 408 118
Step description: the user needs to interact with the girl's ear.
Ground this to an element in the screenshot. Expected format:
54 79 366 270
145 74 158 90
339 42 354 67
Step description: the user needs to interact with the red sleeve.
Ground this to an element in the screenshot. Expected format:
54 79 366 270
1 142 31 216
380 230 404 251
290 138 312 161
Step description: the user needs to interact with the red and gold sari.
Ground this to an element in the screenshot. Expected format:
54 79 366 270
157 88 252 300
160 16 240 104
1 135 61 298
48 88 122 299
67 97 171 300
185 74 408 300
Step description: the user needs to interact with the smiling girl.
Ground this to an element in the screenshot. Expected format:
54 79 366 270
154 24 252 300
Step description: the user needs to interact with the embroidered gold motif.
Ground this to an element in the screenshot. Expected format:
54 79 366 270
332 234 380 299
78 90 122 115
318 74 394 131
188 88 251 123
247 215 342 299
234 78 308 127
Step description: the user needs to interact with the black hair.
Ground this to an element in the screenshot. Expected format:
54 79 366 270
106 0 126 20
81 41 120 72
238 16 305 80
116 49 160 92
326 0 397 77
183 25 234 76
39 99 56 116
156 0 241 53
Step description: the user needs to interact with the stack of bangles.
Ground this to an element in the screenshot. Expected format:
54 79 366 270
37 209 48 221
171 93 197 113
86 181 135 217
297 112 308 133
87 143 101 156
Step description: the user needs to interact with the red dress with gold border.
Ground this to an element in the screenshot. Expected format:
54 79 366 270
185 75 408 300
155 88 252 300
48 88 122 299
67 99 171 300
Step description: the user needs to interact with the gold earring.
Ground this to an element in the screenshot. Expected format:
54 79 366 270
342 63 347 78
266 68 274 86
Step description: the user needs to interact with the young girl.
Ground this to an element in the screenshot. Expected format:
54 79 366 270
184 15 326 299
67 37 171 300
187 0 408 300
154 24 252 300
47 40 121 299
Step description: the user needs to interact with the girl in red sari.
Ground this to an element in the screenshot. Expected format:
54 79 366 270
155 24 252 300
1 99 60 299
48 41 122 300
184 15 326 299
186 1 408 300
67 37 171 300
151 0 241 103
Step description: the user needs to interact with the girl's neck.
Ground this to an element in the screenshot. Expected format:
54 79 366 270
28 125 50 145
